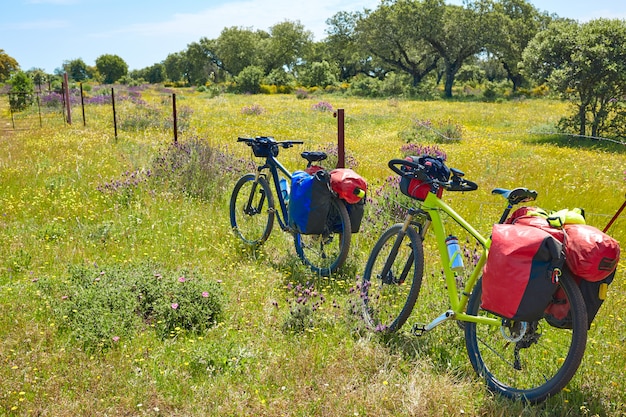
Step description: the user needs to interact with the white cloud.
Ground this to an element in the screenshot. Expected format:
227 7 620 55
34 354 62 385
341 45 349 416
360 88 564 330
91 0 378 41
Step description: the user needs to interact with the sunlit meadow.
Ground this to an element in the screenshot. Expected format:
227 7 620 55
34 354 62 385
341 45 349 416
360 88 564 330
1 87 625 416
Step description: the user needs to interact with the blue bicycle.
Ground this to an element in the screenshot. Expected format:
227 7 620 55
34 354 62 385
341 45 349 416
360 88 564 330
230 136 352 276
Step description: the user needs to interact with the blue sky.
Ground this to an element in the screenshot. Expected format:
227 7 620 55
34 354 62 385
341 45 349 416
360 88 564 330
2 0 626 74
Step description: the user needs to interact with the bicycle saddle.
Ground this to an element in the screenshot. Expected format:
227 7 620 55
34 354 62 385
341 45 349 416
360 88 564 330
301 151 328 163
492 187 538 205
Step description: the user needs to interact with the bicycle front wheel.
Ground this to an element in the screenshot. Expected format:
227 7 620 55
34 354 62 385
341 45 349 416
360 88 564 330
230 174 274 246
361 224 424 333
294 197 351 276
464 273 588 403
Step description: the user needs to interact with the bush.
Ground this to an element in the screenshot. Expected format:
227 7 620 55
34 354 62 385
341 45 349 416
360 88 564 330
235 65 264 94
312 101 333 112
49 263 225 351
299 61 338 88
152 273 225 339
348 75 383 98
399 118 464 143
241 104 265 115
149 136 255 200
295 88 309 99
8 71 34 111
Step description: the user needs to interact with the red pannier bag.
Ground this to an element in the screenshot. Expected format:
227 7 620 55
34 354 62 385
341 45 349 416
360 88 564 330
544 268 615 329
399 155 450 201
507 212 565 242
329 168 367 204
562 224 620 282
482 224 564 321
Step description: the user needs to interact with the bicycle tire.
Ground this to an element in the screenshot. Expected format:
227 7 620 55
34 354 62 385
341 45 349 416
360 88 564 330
361 224 424 332
464 272 588 403
294 197 351 276
230 174 274 246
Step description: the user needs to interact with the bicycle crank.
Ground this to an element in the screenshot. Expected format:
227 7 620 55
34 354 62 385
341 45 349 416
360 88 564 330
412 310 456 336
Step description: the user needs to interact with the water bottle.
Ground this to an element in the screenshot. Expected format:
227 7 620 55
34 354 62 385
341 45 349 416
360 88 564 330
279 178 290 203
445 235 464 272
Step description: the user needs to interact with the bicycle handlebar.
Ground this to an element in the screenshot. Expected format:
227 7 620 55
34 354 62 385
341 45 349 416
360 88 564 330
388 158 478 193
237 136 304 148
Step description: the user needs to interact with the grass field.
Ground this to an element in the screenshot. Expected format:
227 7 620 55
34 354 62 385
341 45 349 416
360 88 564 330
1 89 625 416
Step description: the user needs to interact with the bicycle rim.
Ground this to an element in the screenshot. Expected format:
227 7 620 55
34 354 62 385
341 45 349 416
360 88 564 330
230 174 274 246
361 224 424 332
294 197 351 276
464 274 587 403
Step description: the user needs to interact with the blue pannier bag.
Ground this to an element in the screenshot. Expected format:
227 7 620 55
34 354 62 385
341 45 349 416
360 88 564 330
288 170 332 235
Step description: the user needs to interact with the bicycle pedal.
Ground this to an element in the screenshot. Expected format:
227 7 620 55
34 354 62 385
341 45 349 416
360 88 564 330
411 323 427 337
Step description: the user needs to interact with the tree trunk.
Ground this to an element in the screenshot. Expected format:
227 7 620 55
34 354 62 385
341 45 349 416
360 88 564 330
578 105 586 137
444 68 454 98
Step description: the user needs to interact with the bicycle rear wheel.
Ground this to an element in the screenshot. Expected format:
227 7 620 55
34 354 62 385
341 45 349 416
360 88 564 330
464 272 588 403
294 197 351 276
361 224 424 332
230 174 274 246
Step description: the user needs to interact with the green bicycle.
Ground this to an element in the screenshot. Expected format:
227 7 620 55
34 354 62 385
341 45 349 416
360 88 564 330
360 156 588 403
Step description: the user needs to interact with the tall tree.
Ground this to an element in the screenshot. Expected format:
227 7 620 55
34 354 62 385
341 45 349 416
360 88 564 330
418 0 494 98
163 52 185 83
185 39 221 85
522 18 626 138
62 58 89 82
0 49 20 82
215 27 267 76
356 1 440 87
95 54 128 84
488 0 552 91
324 11 368 81
264 20 313 73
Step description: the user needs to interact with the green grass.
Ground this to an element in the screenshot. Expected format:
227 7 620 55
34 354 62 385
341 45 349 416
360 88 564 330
1 89 625 416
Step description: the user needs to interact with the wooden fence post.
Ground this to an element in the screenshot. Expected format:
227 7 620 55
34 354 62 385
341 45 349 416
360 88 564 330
334 108 345 168
63 72 71 125
172 93 178 143
111 88 117 139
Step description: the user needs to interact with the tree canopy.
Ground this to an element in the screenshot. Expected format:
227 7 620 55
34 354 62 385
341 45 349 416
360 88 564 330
0 49 20 82
522 18 626 138
95 54 129 84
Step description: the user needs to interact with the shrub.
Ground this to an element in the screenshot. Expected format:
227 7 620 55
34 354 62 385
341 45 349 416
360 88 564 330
281 282 325 333
241 104 265 115
235 65 264 94
8 71 34 111
149 136 255 200
152 273 225 339
50 263 225 351
348 76 383 98
295 88 309 99
312 101 333 112
399 118 464 143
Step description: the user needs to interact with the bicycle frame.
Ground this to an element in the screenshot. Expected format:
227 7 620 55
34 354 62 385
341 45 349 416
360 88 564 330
254 154 293 231
409 190 502 329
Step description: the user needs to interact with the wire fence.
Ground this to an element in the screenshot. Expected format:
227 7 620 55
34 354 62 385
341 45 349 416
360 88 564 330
0 84 183 141
2 88 624 237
